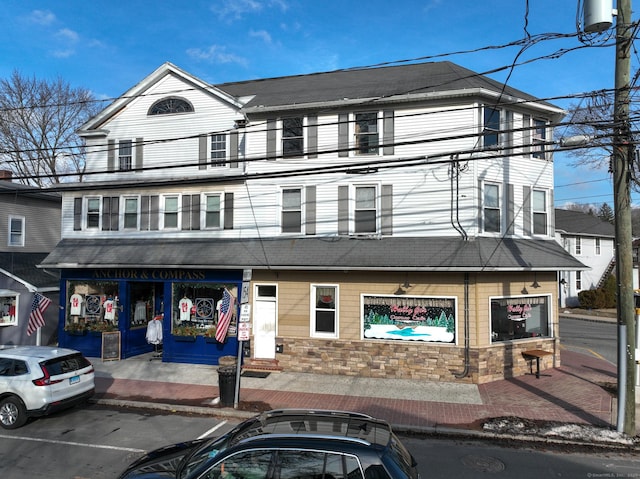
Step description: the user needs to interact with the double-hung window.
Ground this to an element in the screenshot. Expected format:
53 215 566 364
596 238 601 255
211 134 226 166
118 140 133 171
532 119 547 159
575 237 582 255
282 188 302 233
86 198 100 229
282 118 304 157
311 285 337 337
163 196 179 229
576 271 582 290
8 216 24 247
483 184 501 233
532 189 547 235
483 106 501 148
355 186 377 234
124 198 139 229
355 112 378 155
204 194 221 228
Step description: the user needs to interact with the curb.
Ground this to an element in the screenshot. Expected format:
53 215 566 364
91 398 640 452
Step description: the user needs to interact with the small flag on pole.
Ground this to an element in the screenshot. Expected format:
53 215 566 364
27 292 52 336
215 289 236 343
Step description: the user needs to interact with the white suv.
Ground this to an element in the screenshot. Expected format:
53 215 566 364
0 346 95 429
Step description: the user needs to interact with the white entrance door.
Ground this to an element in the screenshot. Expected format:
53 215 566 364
253 298 276 359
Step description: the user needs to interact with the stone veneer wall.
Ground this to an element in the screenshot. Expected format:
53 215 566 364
274 337 559 384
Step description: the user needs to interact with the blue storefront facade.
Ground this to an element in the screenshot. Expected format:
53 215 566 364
57 267 242 365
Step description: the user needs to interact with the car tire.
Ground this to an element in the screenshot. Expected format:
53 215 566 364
0 396 28 429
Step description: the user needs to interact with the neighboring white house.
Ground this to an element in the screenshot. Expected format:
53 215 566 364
41 62 586 383
555 208 616 308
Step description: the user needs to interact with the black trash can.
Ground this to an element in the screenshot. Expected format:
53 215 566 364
218 366 236 407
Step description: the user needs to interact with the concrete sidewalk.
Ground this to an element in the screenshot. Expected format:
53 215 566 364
90 343 639 441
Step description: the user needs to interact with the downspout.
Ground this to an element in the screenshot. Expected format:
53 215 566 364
450 155 470 378
454 273 471 379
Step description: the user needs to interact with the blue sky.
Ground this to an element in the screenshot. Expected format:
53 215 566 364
0 0 632 208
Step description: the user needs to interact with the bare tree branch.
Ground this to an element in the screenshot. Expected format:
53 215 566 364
0 70 99 186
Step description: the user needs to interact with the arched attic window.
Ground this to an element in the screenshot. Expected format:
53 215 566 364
148 97 194 115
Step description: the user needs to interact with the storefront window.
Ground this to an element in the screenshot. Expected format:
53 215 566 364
363 295 455 343
171 283 237 339
490 295 550 342
66 281 119 334
0 292 18 326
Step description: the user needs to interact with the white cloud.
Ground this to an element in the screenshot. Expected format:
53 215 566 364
29 9 56 25
249 29 272 44
52 49 75 59
186 45 248 66
56 28 79 43
216 0 289 20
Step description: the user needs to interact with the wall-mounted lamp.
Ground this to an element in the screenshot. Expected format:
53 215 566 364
559 278 567 285
531 273 540 288
394 286 406 295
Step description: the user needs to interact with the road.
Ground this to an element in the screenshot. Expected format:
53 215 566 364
559 316 618 364
0 404 638 479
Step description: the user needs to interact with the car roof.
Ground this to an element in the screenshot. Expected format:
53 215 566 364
228 409 393 448
0 346 80 360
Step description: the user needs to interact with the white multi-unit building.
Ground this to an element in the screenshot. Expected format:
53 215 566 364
555 208 616 307
41 62 585 383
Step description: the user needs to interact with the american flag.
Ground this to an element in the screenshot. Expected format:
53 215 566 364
27 292 52 336
215 289 235 342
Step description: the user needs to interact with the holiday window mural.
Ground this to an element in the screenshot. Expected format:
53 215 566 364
362 295 456 342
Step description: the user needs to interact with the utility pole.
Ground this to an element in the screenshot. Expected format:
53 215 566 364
612 0 636 435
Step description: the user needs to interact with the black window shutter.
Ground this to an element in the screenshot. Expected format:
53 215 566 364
102 197 111 231
191 194 200 230
198 135 207 170
150 196 159 230
230 131 239 168
523 186 532 236
182 195 191 230
381 184 393 235
135 137 143 170
141 196 150 231
224 193 234 229
383 111 394 155
266 119 276 160
107 140 115 171
73 198 82 231
308 115 318 158
110 197 119 231
305 185 316 235
338 114 349 157
338 185 349 234
506 184 514 235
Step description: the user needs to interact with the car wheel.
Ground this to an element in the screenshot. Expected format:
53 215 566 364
0 396 28 429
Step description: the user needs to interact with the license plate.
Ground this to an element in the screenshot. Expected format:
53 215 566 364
69 375 80 384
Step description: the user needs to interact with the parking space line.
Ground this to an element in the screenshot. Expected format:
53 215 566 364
198 420 228 439
0 433 146 453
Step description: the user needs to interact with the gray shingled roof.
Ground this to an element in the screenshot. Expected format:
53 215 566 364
40 236 586 272
217 61 557 111
554 209 615 237
0 252 59 289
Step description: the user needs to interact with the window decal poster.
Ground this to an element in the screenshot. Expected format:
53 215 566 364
362 295 455 342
